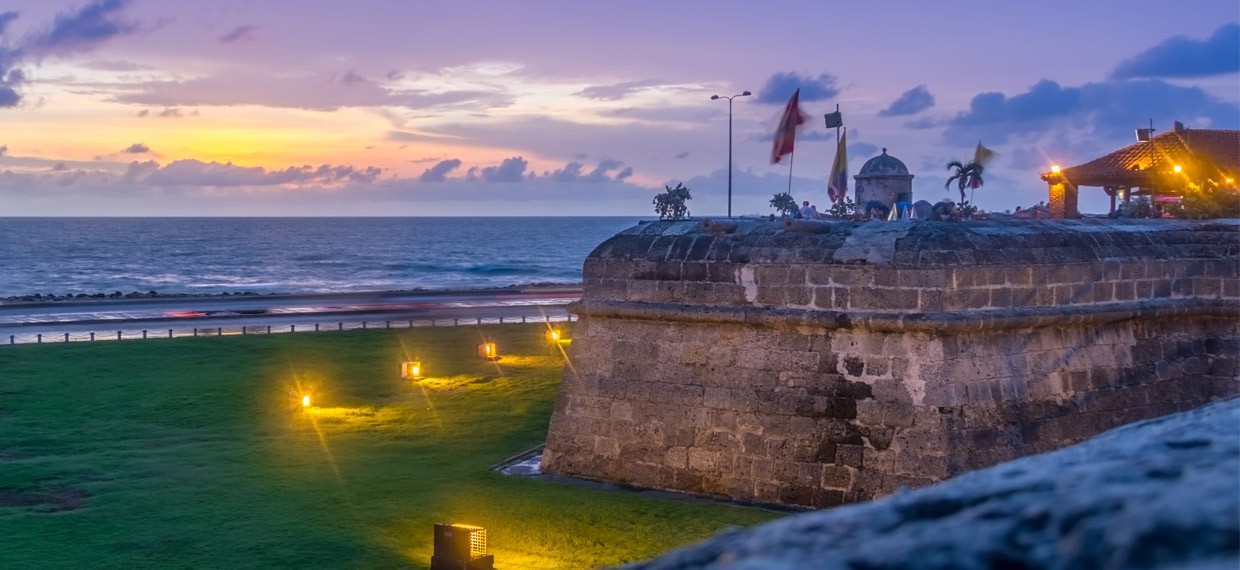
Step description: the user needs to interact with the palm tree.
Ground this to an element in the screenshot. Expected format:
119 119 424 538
945 160 985 204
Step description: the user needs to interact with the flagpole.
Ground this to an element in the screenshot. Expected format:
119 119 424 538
834 104 840 149
835 105 841 204
787 150 794 193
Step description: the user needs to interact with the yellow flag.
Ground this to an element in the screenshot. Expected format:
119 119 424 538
974 141 995 166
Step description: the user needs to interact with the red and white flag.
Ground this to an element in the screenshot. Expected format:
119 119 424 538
771 88 807 164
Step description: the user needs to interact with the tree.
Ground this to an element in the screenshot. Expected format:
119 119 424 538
945 160 985 206
769 192 798 218
826 195 856 219
653 182 692 220
1167 183 1240 219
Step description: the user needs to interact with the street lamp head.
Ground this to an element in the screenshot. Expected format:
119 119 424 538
741 91 751 96
710 95 720 100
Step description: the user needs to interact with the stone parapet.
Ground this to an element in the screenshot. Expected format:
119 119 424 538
542 218 1240 508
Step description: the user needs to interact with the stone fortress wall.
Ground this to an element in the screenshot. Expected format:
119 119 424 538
541 219 1239 508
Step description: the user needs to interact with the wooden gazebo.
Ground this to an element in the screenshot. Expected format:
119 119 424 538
1040 123 1239 218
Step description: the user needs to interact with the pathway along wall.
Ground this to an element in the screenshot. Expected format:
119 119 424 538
541 218 1240 508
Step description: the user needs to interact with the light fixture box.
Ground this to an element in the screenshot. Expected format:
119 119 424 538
401 361 423 379
430 524 493 570
477 342 498 359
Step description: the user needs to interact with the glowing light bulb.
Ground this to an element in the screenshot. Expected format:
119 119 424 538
1173 164 1182 173
1050 165 1061 174
302 395 311 407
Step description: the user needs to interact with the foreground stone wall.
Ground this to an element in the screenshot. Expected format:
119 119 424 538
615 398 1240 570
541 219 1239 508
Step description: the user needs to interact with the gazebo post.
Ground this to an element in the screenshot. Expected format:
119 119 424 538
1047 179 1079 219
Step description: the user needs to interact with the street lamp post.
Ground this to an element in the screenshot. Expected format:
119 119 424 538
711 90 751 218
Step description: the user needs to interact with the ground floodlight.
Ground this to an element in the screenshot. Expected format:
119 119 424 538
401 360 423 379
302 395 311 408
477 342 498 360
431 523 493 570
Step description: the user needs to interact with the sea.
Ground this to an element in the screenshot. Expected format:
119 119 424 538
0 217 645 298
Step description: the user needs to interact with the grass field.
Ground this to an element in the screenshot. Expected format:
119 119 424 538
0 323 779 569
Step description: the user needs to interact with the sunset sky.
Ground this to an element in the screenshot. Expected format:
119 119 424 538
0 0 1237 216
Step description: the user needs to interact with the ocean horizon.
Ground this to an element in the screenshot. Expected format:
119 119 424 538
0 217 645 298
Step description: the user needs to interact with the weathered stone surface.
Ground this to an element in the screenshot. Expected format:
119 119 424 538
542 219 1240 508
614 398 1240 570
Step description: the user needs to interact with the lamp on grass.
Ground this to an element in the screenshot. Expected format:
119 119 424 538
477 342 498 360
401 361 423 379
431 523 493 570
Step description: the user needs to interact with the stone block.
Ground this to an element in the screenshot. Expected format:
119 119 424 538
866 426 895 450
829 266 875 286
687 449 721 472
836 443 864 468
872 378 912 403
943 288 991 311
821 465 854 490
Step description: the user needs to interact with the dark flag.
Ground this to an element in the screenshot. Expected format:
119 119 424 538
771 89 807 164
823 111 843 129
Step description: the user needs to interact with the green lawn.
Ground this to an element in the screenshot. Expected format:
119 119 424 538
0 324 778 569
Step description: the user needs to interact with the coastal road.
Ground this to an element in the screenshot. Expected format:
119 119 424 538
0 287 582 344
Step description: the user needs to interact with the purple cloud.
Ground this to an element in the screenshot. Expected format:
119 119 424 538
755 72 839 104
477 156 527 182
121 142 150 154
158 107 182 117
1 1 138 108
23 0 139 59
585 158 627 182
575 79 663 101
218 25 257 44
339 71 367 86
1111 23 1240 79
545 161 583 182
942 78 1239 145
81 59 148 71
419 158 462 182
879 85 935 117
114 74 501 112
0 144 7 156
125 159 382 187
536 158 633 183
0 11 18 37
850 142 879 158
0 10 22 108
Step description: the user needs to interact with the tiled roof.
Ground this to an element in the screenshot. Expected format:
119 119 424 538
1045 128 1240 188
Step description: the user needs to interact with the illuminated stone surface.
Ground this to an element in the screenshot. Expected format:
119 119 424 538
542 218 1239 508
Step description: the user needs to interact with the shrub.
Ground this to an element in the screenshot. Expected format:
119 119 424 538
653 183 692 220
769 192 798 218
